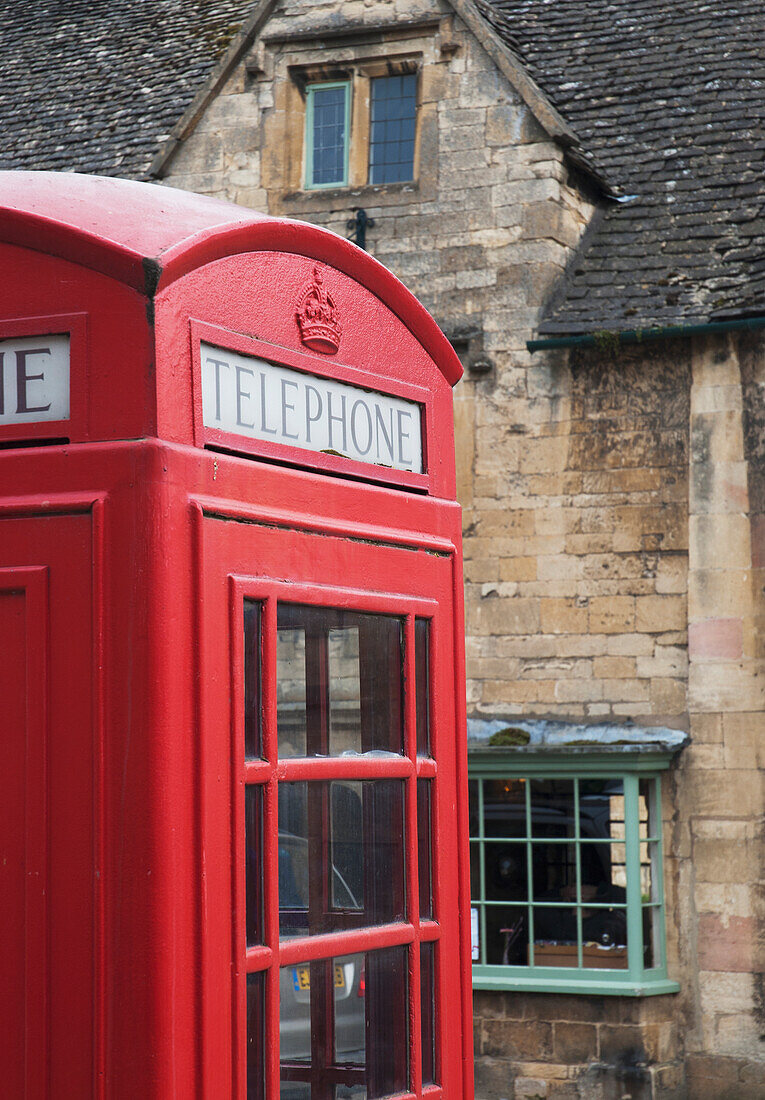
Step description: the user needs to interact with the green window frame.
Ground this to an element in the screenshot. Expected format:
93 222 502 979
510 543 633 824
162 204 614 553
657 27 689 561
305 80 351 190
468 750 679 997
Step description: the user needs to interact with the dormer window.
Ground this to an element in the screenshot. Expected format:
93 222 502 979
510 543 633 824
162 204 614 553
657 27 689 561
303 64 419 191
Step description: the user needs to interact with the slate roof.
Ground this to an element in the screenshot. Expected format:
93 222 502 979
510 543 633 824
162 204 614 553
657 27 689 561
2 1 764 333
480 0 765 334
0 0 251 180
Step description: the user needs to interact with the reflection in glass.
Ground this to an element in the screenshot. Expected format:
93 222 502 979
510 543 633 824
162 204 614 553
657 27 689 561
484 843 526 902
245 785 263 946
244 600 262 759
483 778 526 838
530 779 575 838
531 842 576 904
535 907 628 969
277 626 307 757
328 627 361 754
417 780 433 919
420 942 437 1085
468 779 479 837
579 778 624 843
246 972 265 1100
277 605 403 757
415 618 430 755
279 947 407 1099
278 781 405 938
484 905 528 965
470 842 480 901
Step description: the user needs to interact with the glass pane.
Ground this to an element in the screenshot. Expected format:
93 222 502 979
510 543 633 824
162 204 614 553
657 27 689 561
534 909 628 969
246 971 265 1100
640 841 655 901
530 779 575 838
246 785 263 946
277 605 403 757
415 618 430 755
470 842 480 900
244 600 262 759
468 779 479 837
278 780 405 937
584 841 627 899
532 904 579 954
579 778 624 842
328 627 361 754
531 842 576 902
483 777 527 838
639 779 650 839
484 842 527 902
640 777 660 838
369 73 417 184
420 942 437 1085
484 905 528 965
643 904 659 969
417 779 433 919
311 85 347 186
277 625 307 757
280 946 407 1098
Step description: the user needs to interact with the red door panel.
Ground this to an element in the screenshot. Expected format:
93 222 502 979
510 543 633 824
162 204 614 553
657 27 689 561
199 512 465 1099
0 515 93 1099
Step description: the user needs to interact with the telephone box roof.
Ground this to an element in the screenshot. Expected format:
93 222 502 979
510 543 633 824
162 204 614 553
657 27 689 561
0 171 461 385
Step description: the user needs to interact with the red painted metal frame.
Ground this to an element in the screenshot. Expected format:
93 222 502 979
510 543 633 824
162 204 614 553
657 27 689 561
190 319 433 492
0 312 88 444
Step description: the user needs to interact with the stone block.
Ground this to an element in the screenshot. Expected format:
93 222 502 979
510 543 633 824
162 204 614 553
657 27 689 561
598 1024 648 1064
589 597 635 633
593 656 637 679
499 557 538 582
688 567 752 620
514 1078 548 1099
552 1022 597 1063
606 634 655 656
482 1019 554 1061
474 1055 516 1100
722 711 765 767
600 678 650 702
690 459 749 514
476 596 540 635
654 555 688 595
750 514 765 568
555 679 603 703
689 513 752 571
688 617 743 659
540 598 588 634
690 712 723 742
692 834 760 883
635 595 687 633
697 913 754 972
485 103 523 145
649 677 686 714
688 661 765 712
636 647 687 678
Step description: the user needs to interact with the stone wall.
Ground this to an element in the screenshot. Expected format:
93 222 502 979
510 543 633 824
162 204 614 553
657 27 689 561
160 3 765 1096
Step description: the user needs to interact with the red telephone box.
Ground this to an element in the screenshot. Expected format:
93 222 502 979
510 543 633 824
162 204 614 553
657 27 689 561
0 172 473 1099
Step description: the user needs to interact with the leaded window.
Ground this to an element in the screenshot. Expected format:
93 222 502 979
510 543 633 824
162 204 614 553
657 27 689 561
468 753 678 996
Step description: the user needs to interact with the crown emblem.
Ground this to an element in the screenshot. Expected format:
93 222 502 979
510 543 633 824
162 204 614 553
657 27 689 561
295 267 342 354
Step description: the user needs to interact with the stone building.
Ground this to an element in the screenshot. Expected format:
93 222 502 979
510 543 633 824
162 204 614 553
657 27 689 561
4 1 765 1097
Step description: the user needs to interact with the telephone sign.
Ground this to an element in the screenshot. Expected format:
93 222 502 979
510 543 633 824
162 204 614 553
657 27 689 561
200 340 424 473
0 333 69 423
